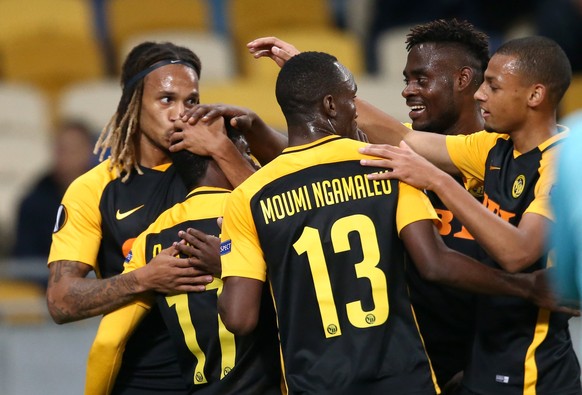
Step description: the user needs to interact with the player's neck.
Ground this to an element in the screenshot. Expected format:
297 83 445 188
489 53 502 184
138 139 171 168
288 119 335 147
511 117 558 153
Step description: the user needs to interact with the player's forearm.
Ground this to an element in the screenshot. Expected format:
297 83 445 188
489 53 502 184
47 261 146 324
432 248 532 300
243 115 287 165
430 173 535 272
356 97 409 146
210 141 256 188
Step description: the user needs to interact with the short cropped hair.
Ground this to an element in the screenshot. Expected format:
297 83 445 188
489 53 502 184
495 36 572 107
406 19 490 84
276 51 348 121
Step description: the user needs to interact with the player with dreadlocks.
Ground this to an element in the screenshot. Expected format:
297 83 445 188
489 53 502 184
47 41 252 394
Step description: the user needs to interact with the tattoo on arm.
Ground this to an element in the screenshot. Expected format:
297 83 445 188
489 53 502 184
47 260 146 323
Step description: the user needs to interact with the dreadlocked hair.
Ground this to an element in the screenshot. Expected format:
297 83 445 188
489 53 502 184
406 19 490 76
94 41 202 182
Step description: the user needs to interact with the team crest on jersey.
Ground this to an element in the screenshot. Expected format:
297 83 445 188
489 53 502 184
512 175 526 198
52 204 67 233
220 240 232 255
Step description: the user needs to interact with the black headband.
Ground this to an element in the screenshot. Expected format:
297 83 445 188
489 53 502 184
124 59 197 93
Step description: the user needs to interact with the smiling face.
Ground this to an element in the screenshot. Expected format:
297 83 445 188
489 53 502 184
402 43 461 134
139 64 200 156
474 54 529 134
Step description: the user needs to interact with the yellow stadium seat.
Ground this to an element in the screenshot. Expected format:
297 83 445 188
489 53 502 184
0 280 47 325
0 0 105 108
200 79 287 132
228 0 333 46
0 0 96 50
1 31 105 105
227 0 335 76
241 28 365 83
119 31 237 83
106 0 209 57
561 73 582 119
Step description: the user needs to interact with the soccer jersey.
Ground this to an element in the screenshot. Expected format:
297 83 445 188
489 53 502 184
407 180 483 387
221 135 441 395
49 159 189 393
123 186 281 394
446 131 581 395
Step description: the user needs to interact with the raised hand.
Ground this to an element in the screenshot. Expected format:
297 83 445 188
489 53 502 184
247 36 301 68
170 114 227 156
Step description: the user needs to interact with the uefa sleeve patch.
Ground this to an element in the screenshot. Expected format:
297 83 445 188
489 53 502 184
53 204 68 233
220 240 232 256
124 250 133 263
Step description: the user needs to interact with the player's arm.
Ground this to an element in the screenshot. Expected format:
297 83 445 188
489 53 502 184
426 172 548 273
47 245 212 324
172 104 287 168
218 276 264 336
401 220 571 313
170 116 257 187
364 141 545 272
85 298 152 395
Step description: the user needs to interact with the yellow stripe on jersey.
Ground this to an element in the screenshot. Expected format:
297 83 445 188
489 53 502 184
523 308 551 395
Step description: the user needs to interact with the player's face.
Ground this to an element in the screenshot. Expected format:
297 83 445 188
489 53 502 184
474 54 529 134
234 136 259 170
139 64 200 153
402 43 460 133
333 64 359 139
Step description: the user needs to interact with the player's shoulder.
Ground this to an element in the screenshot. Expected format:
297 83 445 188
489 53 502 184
63 159 119 200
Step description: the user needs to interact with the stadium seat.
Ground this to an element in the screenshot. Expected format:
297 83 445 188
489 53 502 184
0 280 47 325
58 79 122 135
356 76 410 124
201 79 287 132
0 0 96 49
119 31 236 83
561 73 582 119
106 0 209 63
241 28 365 84
0 0 105 104
0 83 51 234
375 25 413 81
227 0 335 76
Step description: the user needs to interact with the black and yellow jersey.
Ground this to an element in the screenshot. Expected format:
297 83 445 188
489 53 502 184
221 135 440 395
407 178 483 387
87 186 282 395
49 159 189 393
447 131 581 395
402 126 482 387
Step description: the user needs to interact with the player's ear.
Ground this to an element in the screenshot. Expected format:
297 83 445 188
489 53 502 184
323 94 337 117
527 84 546 108
457 66 474 91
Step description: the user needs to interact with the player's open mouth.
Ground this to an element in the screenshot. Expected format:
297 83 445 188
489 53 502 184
408 105 426 118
